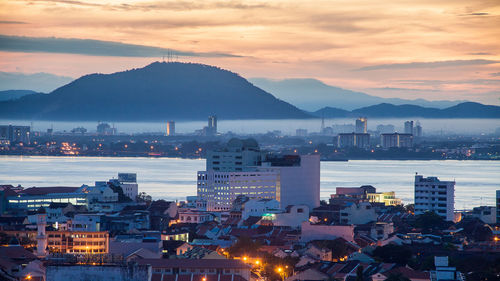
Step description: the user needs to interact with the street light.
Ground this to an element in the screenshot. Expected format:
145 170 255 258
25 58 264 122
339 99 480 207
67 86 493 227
276 267 284 281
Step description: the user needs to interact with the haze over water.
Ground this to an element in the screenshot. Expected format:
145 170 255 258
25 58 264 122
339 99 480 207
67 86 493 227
1 156 498 209
1 118 499 136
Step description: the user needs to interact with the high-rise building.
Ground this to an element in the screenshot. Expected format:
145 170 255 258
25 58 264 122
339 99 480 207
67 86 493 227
404 121 414 134
355 117 367 133
414 174 455 221
207 115 217 136
198 140 320 211
380 133 413 148
97 122 116 135
0 125 31 144
296 129 308 137
414 122 423 137
197 170 280 211
206 138 263 172
376 124 395 134
337 133 370 148
166 121 175 136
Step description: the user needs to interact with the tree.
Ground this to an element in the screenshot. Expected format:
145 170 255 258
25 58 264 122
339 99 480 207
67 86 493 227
136 192 152 205
227 236 261 257
373 244 412 265
356 265 364 281
414 211 445 230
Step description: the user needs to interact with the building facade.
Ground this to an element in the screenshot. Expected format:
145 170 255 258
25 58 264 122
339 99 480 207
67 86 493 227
497 190 500 224
355 118 367 134
166 121 175 136
414 174 455 221
380 133 413 148
206 138 262 172
117 173 139 201
0 125 30 144
367 192 402 206
337 133 370 148
404 121 414 134
197 170 279 211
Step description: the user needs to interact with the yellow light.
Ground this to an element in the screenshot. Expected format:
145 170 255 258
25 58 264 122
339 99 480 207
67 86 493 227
255 260 260 265
26 275 31 280
277 267 283 273
243 256 247 261
494 236 499 241
202 278 206 281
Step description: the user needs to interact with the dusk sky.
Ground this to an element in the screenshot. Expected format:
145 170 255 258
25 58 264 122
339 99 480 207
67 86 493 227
0 0 499 104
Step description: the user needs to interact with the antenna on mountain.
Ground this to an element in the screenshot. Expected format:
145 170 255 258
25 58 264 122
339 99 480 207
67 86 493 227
162 55 165 62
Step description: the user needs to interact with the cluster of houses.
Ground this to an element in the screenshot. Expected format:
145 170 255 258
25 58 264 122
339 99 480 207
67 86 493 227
0 139 497 281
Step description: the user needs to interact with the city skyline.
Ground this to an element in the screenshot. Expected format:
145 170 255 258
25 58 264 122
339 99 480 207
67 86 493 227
0 0 499 105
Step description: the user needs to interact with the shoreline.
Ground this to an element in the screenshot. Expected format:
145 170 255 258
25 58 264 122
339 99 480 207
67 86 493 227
1 153 498 161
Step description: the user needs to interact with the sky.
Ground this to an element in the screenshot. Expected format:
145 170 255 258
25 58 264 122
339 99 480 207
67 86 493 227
0 0 499 104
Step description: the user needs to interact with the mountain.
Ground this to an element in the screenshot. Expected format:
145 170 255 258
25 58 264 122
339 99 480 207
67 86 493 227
0 62 310 121
0 72 74 93
310 102 500 118
0 90 42 101
249 78 468 111
310 107 350 118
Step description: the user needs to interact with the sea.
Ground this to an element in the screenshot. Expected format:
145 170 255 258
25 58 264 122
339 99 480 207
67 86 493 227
1 156 499 209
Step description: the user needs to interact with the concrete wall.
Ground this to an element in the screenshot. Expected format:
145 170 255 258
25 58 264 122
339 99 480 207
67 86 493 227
300 222 354 242
278 155 320 210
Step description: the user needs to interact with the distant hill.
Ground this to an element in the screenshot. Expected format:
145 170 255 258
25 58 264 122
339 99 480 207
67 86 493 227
250 78 468 111
310 102 500 118
0 62 311 121
310 107 350 118
0 90 42 101
0 72 74 93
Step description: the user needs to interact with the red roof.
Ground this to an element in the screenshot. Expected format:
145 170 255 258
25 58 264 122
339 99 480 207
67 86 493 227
137 259 251 269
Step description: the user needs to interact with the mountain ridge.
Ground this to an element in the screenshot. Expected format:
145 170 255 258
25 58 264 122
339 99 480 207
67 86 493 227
0 62 311 121
310 102 500 118
250 77 469 111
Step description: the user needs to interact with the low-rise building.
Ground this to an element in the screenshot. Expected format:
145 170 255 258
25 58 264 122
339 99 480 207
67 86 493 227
465 206 497 224
137 259 251 281
300 222 354 242
339 202 377 225
179 210 213 224
367 191 402 206
258 205 310 228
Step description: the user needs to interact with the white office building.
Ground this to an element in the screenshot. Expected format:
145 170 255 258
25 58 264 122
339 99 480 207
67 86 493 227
414 174 455 221
117 173 139 201
197 153 320 211
197 170 279 211
262 154 320 210
206 138 263 172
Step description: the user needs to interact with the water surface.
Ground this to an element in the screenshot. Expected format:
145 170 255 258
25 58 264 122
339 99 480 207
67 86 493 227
1 156 498 209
